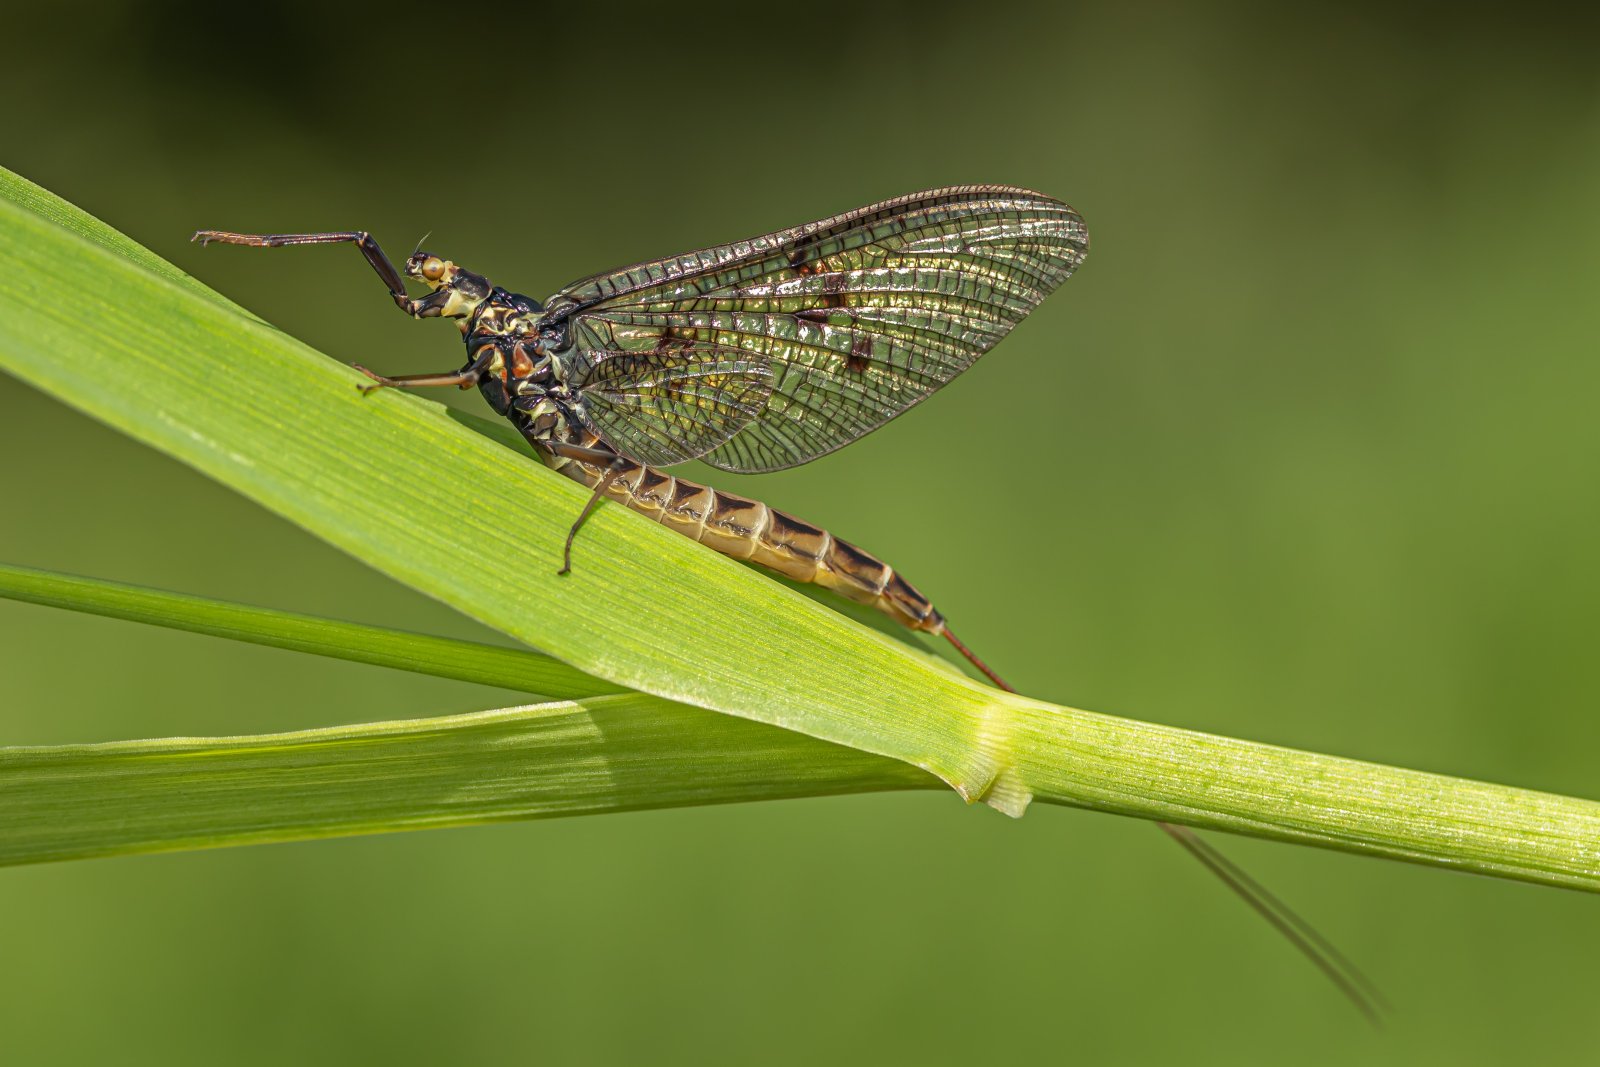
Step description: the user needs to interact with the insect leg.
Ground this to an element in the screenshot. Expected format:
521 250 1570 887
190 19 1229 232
191 229 412 310
544 441 624 466
557 461 628 577
349 366 479 393
352 349 494 396
543 441 634 575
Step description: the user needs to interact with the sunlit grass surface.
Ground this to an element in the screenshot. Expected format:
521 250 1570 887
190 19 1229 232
3 5 1598 1059
2 174 1594 891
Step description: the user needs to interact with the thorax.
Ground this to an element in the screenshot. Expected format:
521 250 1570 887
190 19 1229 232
464 288 587 449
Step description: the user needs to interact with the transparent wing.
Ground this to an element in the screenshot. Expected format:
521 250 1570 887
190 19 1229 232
549 186 1088 472
569 324 773 467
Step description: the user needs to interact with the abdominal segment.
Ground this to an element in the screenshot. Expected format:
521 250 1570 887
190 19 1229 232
541 444 945 635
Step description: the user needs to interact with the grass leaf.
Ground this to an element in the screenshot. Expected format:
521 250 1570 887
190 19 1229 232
0 561 620 700
2 166 1598 890
0 166 1000 792
0 694 935 867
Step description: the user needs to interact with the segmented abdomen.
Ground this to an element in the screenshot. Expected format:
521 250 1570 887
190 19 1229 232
541 436 945 635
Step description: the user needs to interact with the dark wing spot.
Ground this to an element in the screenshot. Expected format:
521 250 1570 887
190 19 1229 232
786 231 829 276
847 337 873 373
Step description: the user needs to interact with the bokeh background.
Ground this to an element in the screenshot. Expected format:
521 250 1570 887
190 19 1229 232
3 0 1597 1061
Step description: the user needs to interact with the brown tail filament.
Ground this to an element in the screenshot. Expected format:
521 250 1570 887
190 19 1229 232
941 626 1386 1025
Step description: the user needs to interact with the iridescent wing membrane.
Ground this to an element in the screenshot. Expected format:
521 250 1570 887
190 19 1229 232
558 185 1089 472
574 347 772 467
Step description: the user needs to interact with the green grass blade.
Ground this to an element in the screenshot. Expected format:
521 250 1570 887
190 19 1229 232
0 165 1001 793
1006 703 1600 891
0 561 621 700
2 166 1597 890
0 695 937 866
7 559 1596 889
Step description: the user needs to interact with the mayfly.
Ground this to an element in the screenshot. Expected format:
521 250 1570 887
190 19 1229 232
195 186 1382 1019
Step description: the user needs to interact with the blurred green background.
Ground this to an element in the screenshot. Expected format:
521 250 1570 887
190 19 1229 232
3 0 1597 1061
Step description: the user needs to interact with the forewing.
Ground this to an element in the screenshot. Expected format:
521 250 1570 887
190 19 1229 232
569 322 773 467
550 186 1089 472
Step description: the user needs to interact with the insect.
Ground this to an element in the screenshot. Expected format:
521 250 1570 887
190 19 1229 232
194 186 1381 1019
198 187 1079 682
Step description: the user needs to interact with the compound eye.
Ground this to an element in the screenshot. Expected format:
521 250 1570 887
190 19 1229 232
420 256 446 281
